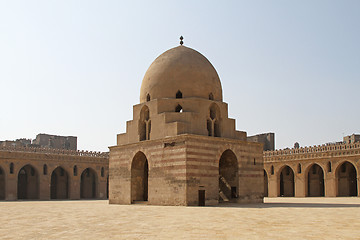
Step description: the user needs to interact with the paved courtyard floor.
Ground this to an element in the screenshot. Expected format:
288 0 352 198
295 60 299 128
1 198 360 239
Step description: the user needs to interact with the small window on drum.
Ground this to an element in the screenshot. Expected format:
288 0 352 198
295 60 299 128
175 104 183 112
209 93 214 100
176 90 182 99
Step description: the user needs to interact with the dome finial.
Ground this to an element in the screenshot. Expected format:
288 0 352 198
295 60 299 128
180 36 184 45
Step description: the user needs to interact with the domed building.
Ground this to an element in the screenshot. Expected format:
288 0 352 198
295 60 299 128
109 41 263 206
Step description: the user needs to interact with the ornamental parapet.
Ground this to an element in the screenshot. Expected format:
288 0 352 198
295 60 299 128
0 145 109 158
263 142 360 162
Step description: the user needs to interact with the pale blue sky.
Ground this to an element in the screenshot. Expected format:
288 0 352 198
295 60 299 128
0 0 359 152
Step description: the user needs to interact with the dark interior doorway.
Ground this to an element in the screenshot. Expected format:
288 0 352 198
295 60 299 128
198 190 205 206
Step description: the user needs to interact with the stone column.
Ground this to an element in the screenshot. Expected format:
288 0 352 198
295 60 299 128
6 175 17 200
39 174 50 200
325 172 336 197
70 176 81 199
268 176 277 197
295 174 305 197
98 178 107 199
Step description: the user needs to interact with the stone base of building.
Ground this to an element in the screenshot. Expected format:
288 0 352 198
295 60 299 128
109 134 264 206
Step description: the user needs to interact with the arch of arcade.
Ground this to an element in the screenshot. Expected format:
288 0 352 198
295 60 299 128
0 146 108 200
264 141 360 197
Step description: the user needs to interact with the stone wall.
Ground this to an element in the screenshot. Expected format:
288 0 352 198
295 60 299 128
0 146 109 200
263 141 360 197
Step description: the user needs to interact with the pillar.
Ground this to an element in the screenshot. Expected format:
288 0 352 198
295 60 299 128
6 175 17 200
295 174 305 197
325 173 336 197
70 176 80 199
268 176 277 197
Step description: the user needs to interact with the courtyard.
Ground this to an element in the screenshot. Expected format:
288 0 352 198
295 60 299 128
0 198 359 239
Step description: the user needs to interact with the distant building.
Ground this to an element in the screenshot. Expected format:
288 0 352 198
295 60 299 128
32 134 77 150
0 138 32 148
247 133 275 151
343 134 360 144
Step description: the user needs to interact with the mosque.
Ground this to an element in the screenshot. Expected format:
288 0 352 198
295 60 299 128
0 38 359 203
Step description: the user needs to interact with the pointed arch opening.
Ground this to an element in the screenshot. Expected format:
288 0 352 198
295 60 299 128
0 166 5 200
209 92 214 100
336 161 357 196
146 93 150 102
176 90 182 99
51 167 69 199
43 164 48 175
219 150 238 202
278 165 294 197
10 163 14 174
106 175 109 199
101 167 105 177
139 105 151 141
131 152 149 203
17 165 39 200
306 164 324 197
208 103 221 137
327 161 332 172
80 168 98 199
264 170 268 197
175 104 183 113
73 165 78 176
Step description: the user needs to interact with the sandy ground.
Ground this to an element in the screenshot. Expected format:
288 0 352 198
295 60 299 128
1 198 360 240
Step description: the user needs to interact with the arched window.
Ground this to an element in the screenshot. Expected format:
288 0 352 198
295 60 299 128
10 163 14 174
176 90 182 99
297 163 301 173
271 165 274 175
207 104 221 137
175 104 183 112
43 164 47 175
253 158 256 165
146 94 150 102
139 105 151 141
327 161 331 172
209 93 214 100
73 165 78 176
101 167 104 177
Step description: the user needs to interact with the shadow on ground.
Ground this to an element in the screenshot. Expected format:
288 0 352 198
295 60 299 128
214 202 360 208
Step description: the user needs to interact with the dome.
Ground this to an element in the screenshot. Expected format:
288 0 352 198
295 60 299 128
140 45 223 103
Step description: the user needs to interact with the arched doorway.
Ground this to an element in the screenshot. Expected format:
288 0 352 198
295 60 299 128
219 150 238 202
264 170 268 197
51 167 69 199
106 175 109 199
279 166 294 197
131 152 149 202
336 161 357 196
307 164 324 197
0 166 5 200
80 168 98 199
17 165 39 199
